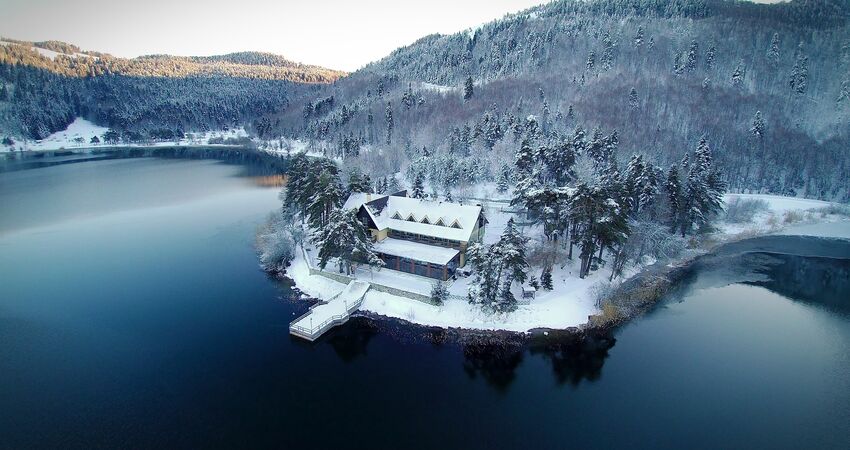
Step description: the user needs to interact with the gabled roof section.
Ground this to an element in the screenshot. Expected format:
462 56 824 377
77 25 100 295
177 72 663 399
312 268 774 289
373 196 483 242
341 192 484 242
342 192 387 211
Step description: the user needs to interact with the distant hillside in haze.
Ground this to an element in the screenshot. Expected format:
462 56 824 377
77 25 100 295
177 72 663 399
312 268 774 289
0 39 346 82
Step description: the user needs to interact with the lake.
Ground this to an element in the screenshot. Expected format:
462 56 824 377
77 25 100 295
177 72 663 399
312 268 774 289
1 158 848 449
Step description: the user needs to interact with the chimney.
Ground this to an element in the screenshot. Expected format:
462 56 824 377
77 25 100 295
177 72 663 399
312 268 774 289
366 193 371 202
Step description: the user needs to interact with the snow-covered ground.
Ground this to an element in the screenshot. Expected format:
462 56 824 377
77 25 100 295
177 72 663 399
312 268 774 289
287 191 849 334
718 193 841 237
418 82 458 94
2 118 249 152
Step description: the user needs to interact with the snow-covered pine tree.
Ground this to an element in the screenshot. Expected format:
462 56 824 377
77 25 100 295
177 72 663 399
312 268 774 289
411 171 426 199
385 102 393 145
313 208 383 275
628 87 639 110
515 135 537 176
679 138 725 236
499 217 529 285
705 45 716 69
430 280 448 306
463 76 474 101
386 175 402 194
346 168 371 195
528 275 540 290
540 265 553 291
307 170 344 229
767 33 780 68
790 42 809 97
731 62 746 87
496 163 511 193
686 40 699 72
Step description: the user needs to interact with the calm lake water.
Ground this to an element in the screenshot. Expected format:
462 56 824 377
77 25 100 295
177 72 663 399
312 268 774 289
1 158 848 449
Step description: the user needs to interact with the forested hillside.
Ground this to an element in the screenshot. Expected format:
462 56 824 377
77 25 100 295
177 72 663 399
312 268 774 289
0 39 343 139
269 0 850 201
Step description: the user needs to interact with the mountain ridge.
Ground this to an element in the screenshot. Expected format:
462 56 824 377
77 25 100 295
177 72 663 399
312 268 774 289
0 38 346 82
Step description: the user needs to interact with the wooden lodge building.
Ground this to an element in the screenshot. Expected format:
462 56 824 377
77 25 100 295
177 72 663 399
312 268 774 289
343 191 486 281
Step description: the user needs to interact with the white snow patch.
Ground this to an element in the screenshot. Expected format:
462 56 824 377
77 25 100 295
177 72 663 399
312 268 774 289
4 118 250 152
25 118 109 151
419 82 458 94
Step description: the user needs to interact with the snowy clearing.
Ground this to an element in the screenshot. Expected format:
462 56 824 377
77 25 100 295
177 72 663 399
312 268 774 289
2 118 250 152
718 193 846 238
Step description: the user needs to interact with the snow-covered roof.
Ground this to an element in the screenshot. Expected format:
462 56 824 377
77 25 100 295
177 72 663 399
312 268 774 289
342 192 386 211
373 238 460 266
344 192 483 242
374 196 481 242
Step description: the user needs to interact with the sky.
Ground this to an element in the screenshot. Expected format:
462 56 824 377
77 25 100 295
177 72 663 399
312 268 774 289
1 0 788 72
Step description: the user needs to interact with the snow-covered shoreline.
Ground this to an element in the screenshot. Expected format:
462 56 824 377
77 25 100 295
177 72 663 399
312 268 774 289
285 193 849 334
1 118 250 153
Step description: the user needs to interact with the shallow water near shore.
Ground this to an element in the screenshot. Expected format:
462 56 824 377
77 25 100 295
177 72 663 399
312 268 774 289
1 158 848 449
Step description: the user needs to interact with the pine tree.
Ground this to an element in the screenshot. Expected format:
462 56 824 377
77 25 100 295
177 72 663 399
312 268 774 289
307 170 344 229
385 102 394 145
386 175 402 194
366 109 374 144
515 136 537 176
767 33 780 67
705 45 716 69
731 62 746 87
633 26 644 49
445 189 453 202
346 168 371 195
628 87 639 110
463 76 474 101
585 51 596 72
540 265 553 290
678 138 725 236
664 164 681 233
496 163 511 193
0 84 7 101
686 40 699 72
313 208 383 275
431 281 448 306
498 218 528 302
789 43 808 96
411 171 426 199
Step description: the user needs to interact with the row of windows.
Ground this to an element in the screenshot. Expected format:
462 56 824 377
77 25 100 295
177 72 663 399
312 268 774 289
390 211 462 229
389 230 460 249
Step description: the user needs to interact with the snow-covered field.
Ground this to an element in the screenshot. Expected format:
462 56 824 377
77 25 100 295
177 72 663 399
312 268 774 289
1 118 249 152
287 192 849 334
718 193 841 237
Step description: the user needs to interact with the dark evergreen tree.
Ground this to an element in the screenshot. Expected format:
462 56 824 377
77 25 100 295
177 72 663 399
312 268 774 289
789 43 809 96
307 170 344 229
463 76 474 101
313 208 383 275
385 102 394 145
540 265 553 291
